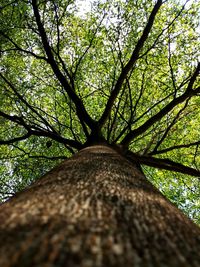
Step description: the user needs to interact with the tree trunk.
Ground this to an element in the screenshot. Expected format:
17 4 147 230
0 145 199 267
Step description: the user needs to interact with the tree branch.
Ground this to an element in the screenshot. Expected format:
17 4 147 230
152 98 190 153
114 91 174 143
29 129 82 149
126 150 200 177
31 0 96 131
73 14 106 79
121 63 200 147
139 1 188 59
149 141 200 156
0 110 82 149
0 30 48 61
0 73 58 134
0 133 31 145
98 0 163 128
0 110 29 129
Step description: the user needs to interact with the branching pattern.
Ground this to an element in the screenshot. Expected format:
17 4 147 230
0 0 199 218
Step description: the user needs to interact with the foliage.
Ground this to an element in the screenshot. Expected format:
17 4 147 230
0 0 199 223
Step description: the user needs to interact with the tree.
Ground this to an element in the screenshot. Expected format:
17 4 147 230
0 0 200 265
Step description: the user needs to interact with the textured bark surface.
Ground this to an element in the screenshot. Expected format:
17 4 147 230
0 145 200 267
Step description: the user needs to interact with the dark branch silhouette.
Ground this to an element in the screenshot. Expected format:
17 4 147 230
0 73 58 133
0 133 31 145
98 0 163 128
121 63 200 147
149 140 200 156
152 99 190 153
0 30 48 61
126 150 200 177
32 0 96 131
0 110 82 149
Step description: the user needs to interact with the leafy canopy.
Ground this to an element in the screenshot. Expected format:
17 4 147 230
0 0 200 223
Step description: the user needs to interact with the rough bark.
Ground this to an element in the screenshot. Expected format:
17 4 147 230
0 145 199 267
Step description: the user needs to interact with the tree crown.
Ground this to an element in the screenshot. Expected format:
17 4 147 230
0 0 199 222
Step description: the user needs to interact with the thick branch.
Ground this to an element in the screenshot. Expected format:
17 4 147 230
29 129 82 149
0 110 82 149
0 110 29 129
126 151 200 177
31 0 95 130
98 0 163 128
149 141 200 156
139 1 188 59
0 133 31 145
121 63 200 147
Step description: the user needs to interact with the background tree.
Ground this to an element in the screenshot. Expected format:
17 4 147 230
0 0 200 265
